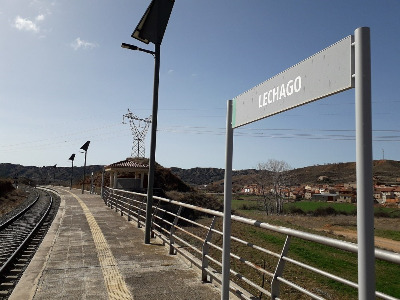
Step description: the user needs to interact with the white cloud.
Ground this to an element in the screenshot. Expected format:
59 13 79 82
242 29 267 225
14 16 39 32
70 38 98 50
168 69 174 74
36 14 45 21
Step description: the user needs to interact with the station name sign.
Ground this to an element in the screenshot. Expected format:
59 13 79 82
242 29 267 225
232 35 354 128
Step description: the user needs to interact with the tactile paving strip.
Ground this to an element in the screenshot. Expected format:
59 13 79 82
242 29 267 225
68 191 133 300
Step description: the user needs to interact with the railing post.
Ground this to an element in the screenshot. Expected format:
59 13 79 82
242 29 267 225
169 207 183 255
271 235 291 299
127 197 131 221
103 188 108 205
120 196 124 216
137 196 144 228
150 200 161 238
202 216 216 282
101 168 105 200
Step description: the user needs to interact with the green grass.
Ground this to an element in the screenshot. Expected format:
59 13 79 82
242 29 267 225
231 198 259 211
225 194 400 218
231 222 400 299
374 206 400 218
223 198 400 298
284 201 357 215
374 228 400 241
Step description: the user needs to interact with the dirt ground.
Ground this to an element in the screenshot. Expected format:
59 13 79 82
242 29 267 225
252 213 400 253
0 188 28 216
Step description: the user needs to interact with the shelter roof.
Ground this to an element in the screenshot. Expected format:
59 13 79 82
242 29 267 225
105 158 149 172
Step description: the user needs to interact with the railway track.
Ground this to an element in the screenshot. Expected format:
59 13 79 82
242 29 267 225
0 187 60 299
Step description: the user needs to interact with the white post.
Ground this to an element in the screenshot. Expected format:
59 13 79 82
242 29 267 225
222 100 233 300
355 26 375 300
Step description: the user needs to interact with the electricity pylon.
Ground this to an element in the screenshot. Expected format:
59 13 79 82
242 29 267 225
122 109 151 158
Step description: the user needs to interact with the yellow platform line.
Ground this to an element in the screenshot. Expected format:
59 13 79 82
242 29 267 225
68 191 133 300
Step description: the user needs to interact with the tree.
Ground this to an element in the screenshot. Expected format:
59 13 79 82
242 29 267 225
255 159 292 215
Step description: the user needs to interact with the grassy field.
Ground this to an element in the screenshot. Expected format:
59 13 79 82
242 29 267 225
220 216 400 299
227 194 400 217
210 193 400 298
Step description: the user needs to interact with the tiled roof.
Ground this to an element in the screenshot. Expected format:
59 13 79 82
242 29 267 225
105 159 148 169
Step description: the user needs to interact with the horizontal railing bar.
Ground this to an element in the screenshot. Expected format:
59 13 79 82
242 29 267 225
282 255 358 289
210 227 223 237
153 195 224 217
204 254 222 268
230 214 400 264
230 235 281 259
230 268 271 297
230 251 274 278
206 241 223 253
375 290 400 300
172 227 205 245
170 234 203 256
276 276 325 300
154 207 210 231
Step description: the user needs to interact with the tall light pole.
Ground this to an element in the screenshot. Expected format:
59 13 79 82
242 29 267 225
122 0 175 244
80 141 90 194
53 164 57 185
69 154 75 190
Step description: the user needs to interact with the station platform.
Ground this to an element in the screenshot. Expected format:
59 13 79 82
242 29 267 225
10 187 221 300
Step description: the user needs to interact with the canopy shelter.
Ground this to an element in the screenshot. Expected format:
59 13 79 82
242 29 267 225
104 158 149 192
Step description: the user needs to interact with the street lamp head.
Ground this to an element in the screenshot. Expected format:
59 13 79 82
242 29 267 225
121 43 139 51
121 43 155 55
80 141 90 152
69 154 76 161
131 0 175 45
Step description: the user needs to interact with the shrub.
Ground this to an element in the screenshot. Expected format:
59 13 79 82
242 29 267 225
313 206 337 216
0 180 14 197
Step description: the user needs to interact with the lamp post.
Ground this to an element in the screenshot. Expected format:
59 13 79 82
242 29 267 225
69 154 75 190
53 164 57 185
122 0 174 244
80 141 90 194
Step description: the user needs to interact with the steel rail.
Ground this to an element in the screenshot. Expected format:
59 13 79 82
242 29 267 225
0 192 40 230
0 194 53 275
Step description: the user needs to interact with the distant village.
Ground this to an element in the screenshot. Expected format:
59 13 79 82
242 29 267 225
240 176 400 208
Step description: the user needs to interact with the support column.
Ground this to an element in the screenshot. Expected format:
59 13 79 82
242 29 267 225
221 100 233 300
113 172 118 189
355 26 375 300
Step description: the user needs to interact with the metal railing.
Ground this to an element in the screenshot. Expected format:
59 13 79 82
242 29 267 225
103 187 400 300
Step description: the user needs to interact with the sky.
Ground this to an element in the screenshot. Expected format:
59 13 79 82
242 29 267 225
1 0 400 170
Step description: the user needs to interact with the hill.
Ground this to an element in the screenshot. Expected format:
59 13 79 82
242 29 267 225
170 167 258 186
170 160 400 192
0 163 104 186
3 160 400 192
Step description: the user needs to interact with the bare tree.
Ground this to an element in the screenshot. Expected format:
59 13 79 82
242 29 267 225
255 159 292 215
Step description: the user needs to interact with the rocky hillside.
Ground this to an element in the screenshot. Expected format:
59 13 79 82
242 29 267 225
171 160 400 192
170 167 258 186
2 160 400 192
0 163 104 186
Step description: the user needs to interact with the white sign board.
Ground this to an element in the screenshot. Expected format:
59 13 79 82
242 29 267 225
232 35 354 128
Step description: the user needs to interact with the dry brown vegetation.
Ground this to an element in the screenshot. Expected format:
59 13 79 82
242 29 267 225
0 179 28 216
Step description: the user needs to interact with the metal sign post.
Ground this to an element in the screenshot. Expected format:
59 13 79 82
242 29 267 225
222 27 374 299
222 100 233 300
355 27 374 300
